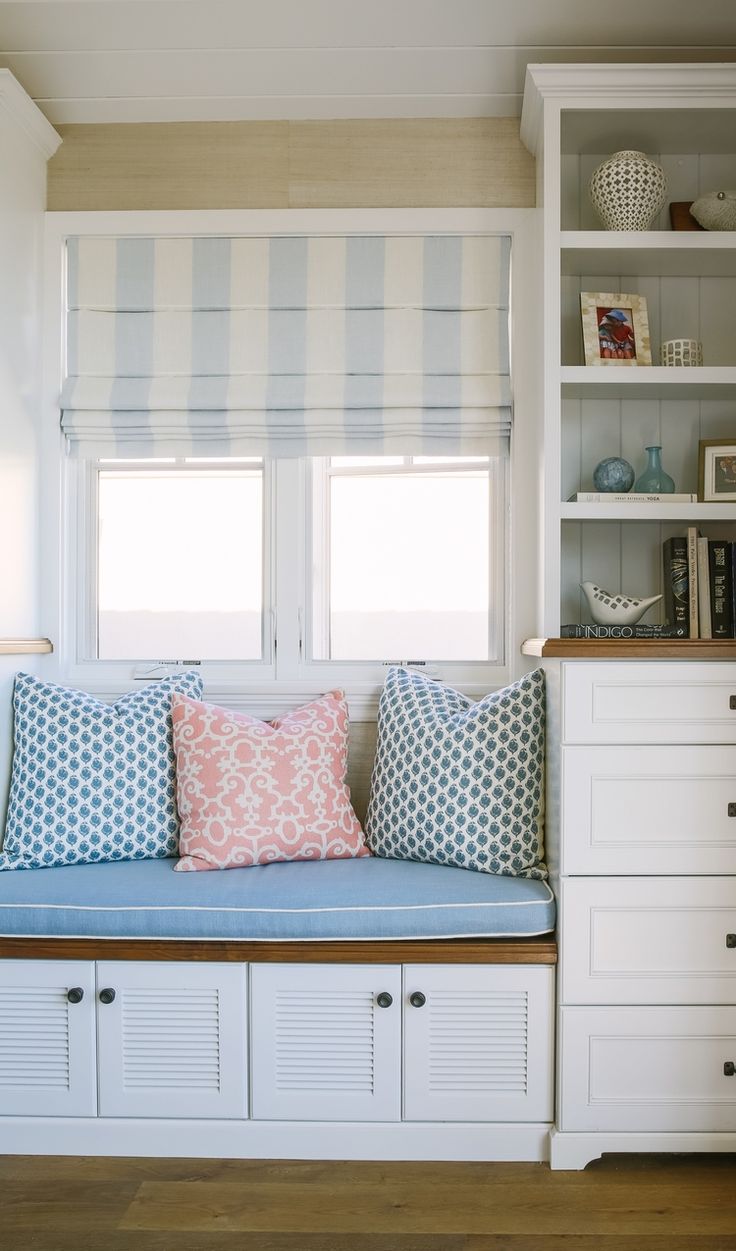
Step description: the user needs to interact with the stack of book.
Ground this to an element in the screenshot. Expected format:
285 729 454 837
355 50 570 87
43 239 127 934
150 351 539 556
662 529 735 639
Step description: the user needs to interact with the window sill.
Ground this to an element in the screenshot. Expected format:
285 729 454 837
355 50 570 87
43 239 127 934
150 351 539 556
51 674 513 722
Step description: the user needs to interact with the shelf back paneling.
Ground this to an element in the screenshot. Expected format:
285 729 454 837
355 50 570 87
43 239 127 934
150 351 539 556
560 517 736 630
563 394 736 499
562 150 736 231
562 273 736 367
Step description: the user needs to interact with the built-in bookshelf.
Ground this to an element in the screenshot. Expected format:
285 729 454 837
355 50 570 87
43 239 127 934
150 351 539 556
520 65 736 636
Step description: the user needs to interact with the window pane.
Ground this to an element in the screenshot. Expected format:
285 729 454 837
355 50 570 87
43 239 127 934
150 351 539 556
325 470 490 660
97 469 263 660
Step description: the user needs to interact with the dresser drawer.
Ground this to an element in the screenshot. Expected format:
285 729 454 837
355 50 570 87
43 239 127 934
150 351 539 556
559 1006 736 1132
562 744 736 875
563 663 736 744
561 878 736 1004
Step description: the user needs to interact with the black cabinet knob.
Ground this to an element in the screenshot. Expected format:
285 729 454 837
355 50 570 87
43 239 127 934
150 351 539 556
724 1062 735 1077
376 992 393 1009
99 988 116 1005
409 991 426 1008
66 987 84 1004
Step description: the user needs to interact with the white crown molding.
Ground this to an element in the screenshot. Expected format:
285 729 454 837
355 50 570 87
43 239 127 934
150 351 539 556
0 69 61 159
520 62 736 155
35 93 521 126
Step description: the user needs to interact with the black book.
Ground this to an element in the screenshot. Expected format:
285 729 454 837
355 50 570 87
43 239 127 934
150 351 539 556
662 536 690 636
709 540 733 639
662 536 689 637
732 544 736 639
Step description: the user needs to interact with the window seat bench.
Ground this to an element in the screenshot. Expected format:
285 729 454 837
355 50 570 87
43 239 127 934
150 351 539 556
0 857 556 1162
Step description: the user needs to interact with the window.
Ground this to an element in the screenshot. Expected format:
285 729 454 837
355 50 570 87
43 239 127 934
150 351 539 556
52 217 536 700
310 457 502 663
68 453 507 689
94 460 264 661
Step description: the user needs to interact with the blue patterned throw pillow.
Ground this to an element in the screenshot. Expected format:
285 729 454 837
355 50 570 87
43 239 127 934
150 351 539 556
0 670 203 871
365 667 546 878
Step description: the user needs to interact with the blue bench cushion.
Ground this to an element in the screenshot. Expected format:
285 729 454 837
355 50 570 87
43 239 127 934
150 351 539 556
0 856 555 941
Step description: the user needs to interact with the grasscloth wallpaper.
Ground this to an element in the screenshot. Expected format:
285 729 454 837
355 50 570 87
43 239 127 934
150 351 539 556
47 118 535 210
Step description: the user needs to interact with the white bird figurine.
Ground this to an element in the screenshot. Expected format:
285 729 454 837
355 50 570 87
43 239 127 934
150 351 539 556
580 581 662 627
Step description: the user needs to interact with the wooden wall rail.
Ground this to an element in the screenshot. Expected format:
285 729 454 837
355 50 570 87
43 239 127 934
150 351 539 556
0 639 53 655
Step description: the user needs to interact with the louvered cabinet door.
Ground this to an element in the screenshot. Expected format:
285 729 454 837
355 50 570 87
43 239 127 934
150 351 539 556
402 965 554 1122
0 960 96 1117
96 962 247 1119
250 964 402 1121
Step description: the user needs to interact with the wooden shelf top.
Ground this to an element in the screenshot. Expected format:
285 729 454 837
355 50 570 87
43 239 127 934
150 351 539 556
522 638 736 659
0 638 53 656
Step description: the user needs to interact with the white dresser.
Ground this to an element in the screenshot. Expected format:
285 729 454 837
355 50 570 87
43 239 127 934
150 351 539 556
542 657 736 1169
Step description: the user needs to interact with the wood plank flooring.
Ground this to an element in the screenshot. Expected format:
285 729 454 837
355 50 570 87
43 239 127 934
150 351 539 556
1 1154 735 1250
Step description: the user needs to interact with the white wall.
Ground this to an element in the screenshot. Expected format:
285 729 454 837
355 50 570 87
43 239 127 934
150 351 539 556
0 99 56 828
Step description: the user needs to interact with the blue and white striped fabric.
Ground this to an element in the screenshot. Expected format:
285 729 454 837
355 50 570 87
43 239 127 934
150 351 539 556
60 234 512 458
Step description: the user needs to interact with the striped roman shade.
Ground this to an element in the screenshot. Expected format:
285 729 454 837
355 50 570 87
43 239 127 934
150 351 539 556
60 234 511 457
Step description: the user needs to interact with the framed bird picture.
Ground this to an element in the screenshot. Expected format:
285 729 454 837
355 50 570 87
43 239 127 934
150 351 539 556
580 292 652 366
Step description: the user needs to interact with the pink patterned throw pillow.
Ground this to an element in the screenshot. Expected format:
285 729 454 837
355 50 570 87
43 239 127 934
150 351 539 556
172 691 368 871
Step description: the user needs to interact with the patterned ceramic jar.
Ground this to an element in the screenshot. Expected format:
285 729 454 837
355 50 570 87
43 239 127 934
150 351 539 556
589 150 667 231
660 338 703 367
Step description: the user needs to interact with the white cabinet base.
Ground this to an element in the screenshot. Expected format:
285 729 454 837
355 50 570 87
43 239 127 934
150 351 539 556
0 1115 551 1162
550 1128 736 1171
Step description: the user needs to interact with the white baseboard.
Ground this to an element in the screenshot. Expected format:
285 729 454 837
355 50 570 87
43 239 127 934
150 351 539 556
0 1117 551 1162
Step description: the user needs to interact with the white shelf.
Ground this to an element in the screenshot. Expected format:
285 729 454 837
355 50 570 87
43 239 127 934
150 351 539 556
560 504 736 522
561 232 736 278
560 366 736 399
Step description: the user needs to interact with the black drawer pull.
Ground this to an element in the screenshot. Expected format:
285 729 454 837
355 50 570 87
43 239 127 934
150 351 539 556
727 934 736 949
376 992 393 1009
729 805 736 818
99 988 116 1005
724 1062 735 1077
409 991 427 1008
730 697 736 711
66 987 84 1004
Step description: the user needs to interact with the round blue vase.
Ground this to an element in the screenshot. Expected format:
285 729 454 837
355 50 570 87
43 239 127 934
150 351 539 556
592 456 635 493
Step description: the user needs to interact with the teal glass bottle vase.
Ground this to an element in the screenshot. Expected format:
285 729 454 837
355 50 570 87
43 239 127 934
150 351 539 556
634 445 675 493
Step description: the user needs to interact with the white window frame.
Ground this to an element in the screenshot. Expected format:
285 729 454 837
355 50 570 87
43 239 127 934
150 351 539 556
42 209 542 718
74 456 274 677
307 455 507 677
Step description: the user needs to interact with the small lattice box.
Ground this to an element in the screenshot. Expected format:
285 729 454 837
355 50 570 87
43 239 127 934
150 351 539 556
660 338 703 367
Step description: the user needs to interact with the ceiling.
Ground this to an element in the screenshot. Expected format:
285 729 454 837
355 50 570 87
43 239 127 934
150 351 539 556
0 0 734 125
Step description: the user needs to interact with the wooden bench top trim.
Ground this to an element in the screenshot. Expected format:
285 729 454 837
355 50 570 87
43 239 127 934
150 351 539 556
0 935 557 964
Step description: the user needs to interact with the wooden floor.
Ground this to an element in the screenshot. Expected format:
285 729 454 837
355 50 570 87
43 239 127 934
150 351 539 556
1 1155 736 1250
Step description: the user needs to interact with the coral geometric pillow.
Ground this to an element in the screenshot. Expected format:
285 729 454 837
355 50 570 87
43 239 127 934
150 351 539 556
0 669 203 871
365 666 546 878
173 690 368 871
